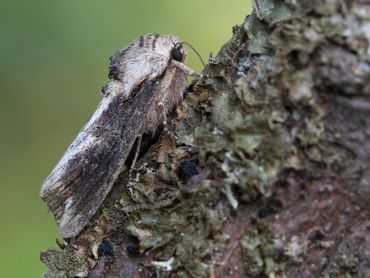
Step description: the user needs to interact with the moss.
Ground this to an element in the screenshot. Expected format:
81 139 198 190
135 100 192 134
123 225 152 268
40 247 89 278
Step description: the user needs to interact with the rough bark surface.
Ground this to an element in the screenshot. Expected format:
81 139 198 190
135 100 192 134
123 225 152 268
41 0 370 277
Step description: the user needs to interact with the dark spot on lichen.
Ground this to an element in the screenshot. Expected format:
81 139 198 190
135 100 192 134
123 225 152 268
276 179 289 188
267 198 283 211
313 230 325 241
230 207 238 217
288 50 306 70
258 208 268 218
178 160 199 182
98 239 114 257
127 244 140 255
250 217 258 225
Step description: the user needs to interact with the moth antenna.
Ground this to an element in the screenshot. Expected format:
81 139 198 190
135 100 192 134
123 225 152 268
180 41 206 68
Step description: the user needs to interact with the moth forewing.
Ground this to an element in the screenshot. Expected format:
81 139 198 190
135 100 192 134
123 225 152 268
40 34 194 238
41 79 162 238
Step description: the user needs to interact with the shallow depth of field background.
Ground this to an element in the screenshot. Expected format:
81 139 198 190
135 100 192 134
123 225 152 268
0 1 251 276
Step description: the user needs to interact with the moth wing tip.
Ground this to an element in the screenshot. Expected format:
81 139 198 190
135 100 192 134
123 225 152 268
59 207 86 239
39 179 56 201
59 225 79 239
58 218 80 238
39 181 49 199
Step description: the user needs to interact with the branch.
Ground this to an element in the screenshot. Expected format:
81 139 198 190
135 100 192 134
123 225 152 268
41 1 370 277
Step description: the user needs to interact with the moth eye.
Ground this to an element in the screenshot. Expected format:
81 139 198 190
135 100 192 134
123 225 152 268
171 47 183 62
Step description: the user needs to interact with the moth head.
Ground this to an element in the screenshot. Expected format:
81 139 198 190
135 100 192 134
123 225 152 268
171 43 187 62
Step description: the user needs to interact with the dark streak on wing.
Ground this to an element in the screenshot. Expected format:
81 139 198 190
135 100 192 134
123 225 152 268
42 78 161 238
138 36 144 47
108 47 129 80
152 34 159 49
108 65 120 80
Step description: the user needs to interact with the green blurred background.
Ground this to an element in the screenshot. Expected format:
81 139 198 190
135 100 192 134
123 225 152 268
0 1 251 277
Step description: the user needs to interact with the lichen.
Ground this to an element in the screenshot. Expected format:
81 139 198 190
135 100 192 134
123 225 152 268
40 247 89 278
241 225 285 276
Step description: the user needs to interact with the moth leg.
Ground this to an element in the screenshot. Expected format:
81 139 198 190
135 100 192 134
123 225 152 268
130 135 142 176
158 101 179 144
158 101 169 133
56 239 79 251
171 60 200 77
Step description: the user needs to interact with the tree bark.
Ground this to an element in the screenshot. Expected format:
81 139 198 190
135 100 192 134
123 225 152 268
41 1 370 277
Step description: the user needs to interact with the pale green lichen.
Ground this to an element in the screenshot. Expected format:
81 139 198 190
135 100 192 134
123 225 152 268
255 0 295 24
40 247 89 278
241 226 285 276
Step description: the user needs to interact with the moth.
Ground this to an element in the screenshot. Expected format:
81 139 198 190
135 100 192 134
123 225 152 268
40 34 199 238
